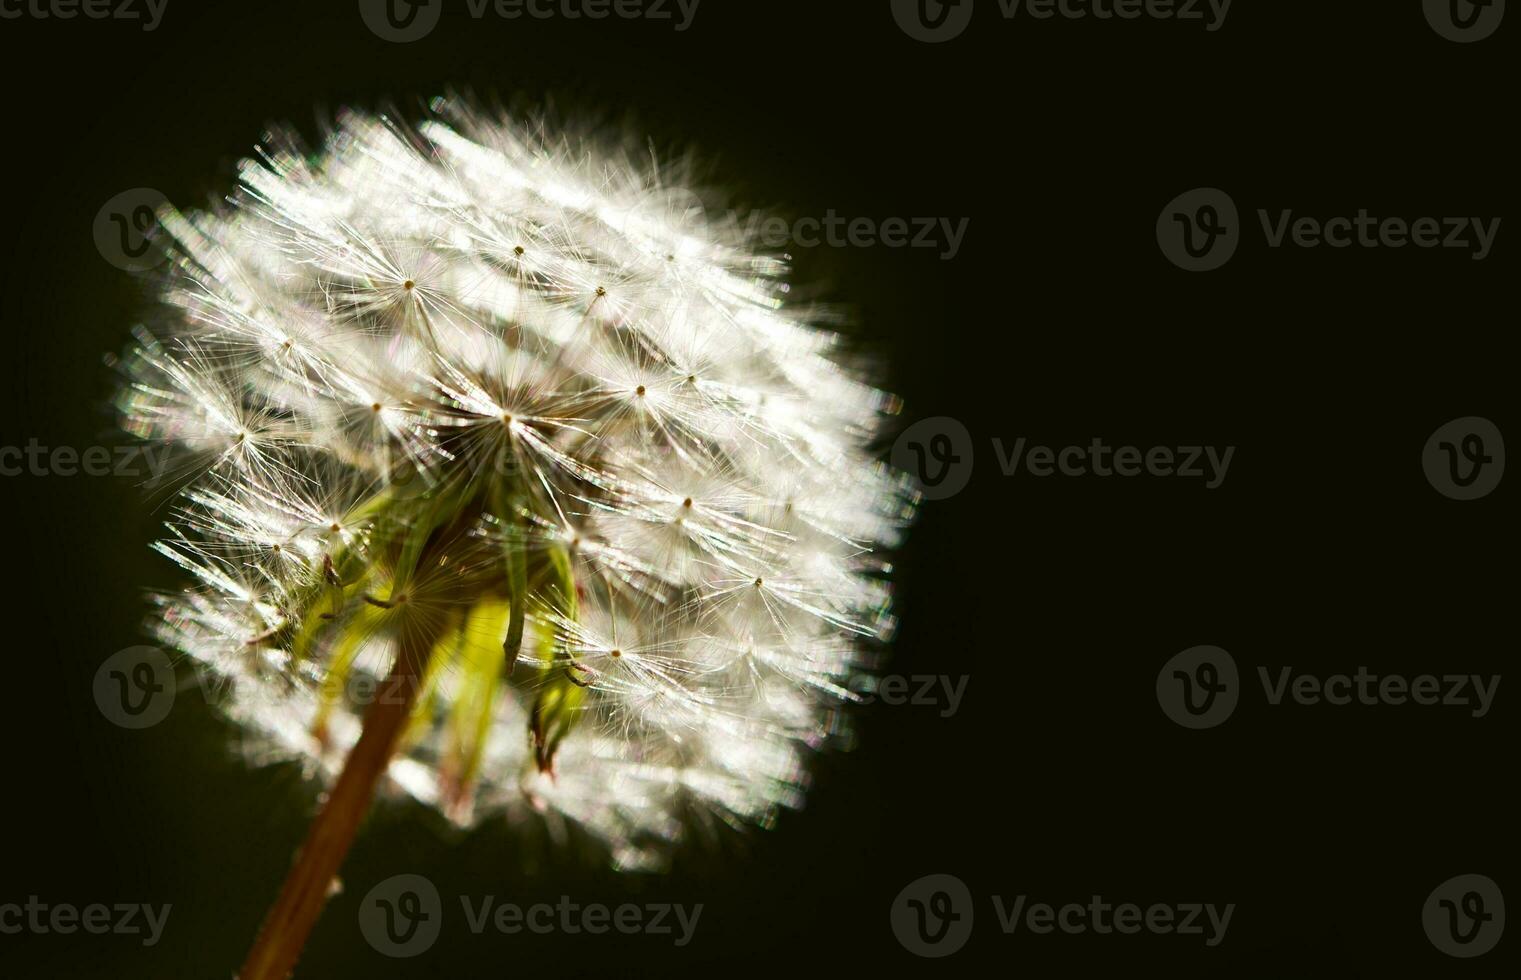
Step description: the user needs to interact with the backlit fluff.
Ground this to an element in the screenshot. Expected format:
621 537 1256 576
118 97 916 869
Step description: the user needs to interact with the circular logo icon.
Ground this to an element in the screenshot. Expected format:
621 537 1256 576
359 874 442 957
891 0 975 42
1423 874 1504 957
384 458 437 503
1157 188 1240 272
891 873 974 957
93 646 176 729
1157 645 1239 729
93 188 169 272
1423 417 1504 500
359 0 442 42
892 417 974 501
1424 0 1505 42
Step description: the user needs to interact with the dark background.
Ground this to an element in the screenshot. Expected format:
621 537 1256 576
0 1 1510 976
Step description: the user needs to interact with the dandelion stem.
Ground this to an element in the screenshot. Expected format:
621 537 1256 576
238 623 439 980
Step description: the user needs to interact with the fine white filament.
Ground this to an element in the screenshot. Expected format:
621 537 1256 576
119 97 916 869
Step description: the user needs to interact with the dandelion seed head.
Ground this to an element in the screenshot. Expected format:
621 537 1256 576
119 98 916 869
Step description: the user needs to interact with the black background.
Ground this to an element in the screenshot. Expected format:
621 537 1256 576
0 0 1511 976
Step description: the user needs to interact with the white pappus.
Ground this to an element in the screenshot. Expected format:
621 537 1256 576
117 96 918 869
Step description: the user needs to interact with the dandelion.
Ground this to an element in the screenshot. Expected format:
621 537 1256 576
116 96 917 977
